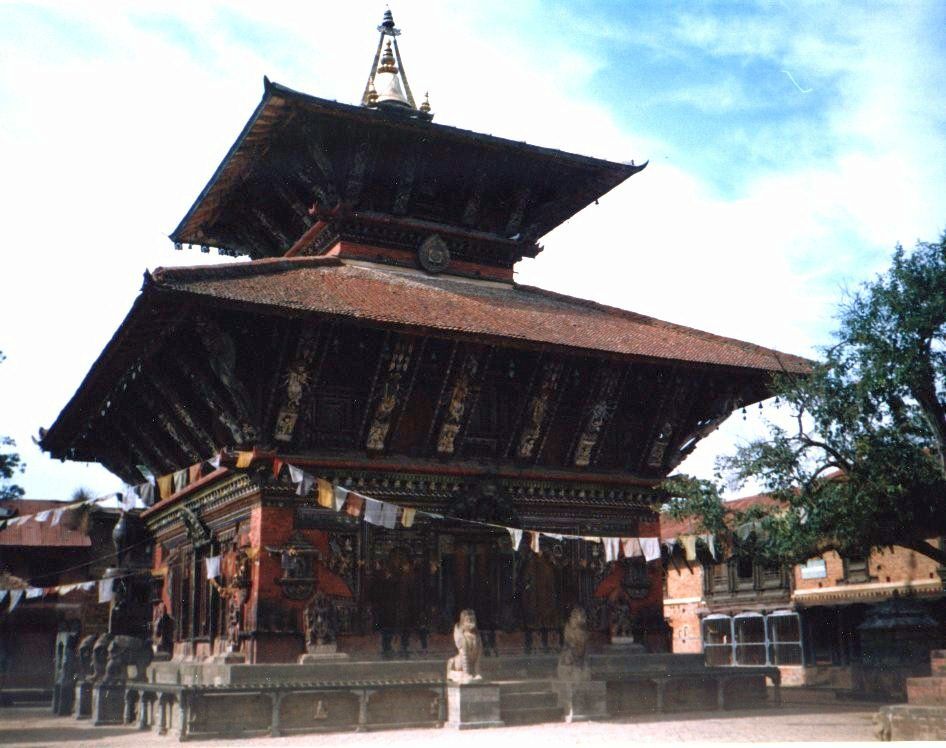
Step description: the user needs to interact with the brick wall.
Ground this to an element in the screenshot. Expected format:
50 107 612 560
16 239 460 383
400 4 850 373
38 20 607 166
665 562 705 654
794 542 943 590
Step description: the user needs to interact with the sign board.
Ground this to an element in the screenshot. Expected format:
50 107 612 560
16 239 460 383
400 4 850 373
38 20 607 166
800 558 827 579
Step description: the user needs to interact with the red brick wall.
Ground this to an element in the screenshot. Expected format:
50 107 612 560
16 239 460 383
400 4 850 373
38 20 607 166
793 542 943 590
665 561 704 654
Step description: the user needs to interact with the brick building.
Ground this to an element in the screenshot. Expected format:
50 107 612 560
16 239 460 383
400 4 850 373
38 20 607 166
662 495 946 688
0 500 117 698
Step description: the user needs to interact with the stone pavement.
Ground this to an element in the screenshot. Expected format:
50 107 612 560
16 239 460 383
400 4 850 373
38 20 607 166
0 690 878 746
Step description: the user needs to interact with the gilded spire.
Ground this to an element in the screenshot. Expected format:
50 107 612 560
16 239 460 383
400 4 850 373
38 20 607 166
360 9 433 121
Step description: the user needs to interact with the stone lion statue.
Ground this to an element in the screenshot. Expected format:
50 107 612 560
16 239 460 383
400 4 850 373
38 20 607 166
558 607 591 681
446 609 482 683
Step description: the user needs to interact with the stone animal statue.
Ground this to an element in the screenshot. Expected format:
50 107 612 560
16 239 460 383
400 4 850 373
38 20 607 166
558 607 591 681
446 609 482 683
103 635 153 683
91 633 113 682
76 634 98 681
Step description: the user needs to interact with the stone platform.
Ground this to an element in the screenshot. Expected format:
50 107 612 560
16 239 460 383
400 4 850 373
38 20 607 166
99 652 779 739
875 649 946 740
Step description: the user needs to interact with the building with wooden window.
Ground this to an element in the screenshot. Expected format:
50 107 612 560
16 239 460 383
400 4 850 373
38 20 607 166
40 12 808 670
662 496 946 690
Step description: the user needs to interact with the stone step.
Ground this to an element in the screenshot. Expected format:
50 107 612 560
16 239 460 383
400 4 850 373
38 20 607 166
907 676 946 706
501 690 560 711
500 705 565 725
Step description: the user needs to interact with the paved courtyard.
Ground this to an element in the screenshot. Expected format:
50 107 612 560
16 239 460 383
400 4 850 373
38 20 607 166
0 690 879 746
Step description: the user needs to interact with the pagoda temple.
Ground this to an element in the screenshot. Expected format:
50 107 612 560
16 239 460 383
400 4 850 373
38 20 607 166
41 10 807 678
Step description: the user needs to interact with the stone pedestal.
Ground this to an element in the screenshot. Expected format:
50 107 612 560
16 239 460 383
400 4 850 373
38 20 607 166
298 646 349 664
209 651 246 664
554 680 608 722
446 683 504 729
609 637 646 653
876 649 946 740
74 681 93 719
92 683 127 725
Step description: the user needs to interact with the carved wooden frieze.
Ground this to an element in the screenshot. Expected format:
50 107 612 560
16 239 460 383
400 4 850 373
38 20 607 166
366 338 415 451
645 375 688 469
574 366 623 467
274 327 321 443
193 317 257 442
517 361 564 459
436 350 484 455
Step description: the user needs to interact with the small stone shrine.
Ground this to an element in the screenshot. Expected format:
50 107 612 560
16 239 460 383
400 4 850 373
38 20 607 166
39 10 801 739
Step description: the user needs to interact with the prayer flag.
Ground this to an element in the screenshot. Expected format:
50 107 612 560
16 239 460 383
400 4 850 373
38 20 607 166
380 501 399 529
345 493 365 518
98 578 114 603
640 537 661 562
157 475 173 500
507 528 523 551
235 451 254 469
333 485 348 512
401 507 416 528
316 479 334 509
205 556 221 579
8 590 23 612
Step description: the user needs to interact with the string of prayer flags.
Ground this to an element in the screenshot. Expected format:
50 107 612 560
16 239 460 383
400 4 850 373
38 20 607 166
25 588 44 599
316 479 334 509
34 510 51 523
622 538 642 558
208 452 223 469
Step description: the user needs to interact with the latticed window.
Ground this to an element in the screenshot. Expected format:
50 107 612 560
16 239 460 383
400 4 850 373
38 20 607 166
842 555 871 583
767 610 803 665
733 613 767 665
702 614 733 666
703 610 805 667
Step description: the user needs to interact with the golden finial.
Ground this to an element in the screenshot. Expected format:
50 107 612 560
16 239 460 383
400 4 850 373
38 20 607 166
419 91 431 115
366 81 379 107
378 41 398 74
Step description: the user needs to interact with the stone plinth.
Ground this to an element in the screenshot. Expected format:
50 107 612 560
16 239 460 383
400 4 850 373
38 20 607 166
298 643 349 663
446 682 504 729
74 681 93 718
555 680 608 722
875 649 946 741
92 683 126 726
209 651 246 664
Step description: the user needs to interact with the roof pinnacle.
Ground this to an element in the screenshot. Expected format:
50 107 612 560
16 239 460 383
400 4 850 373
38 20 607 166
361 9 433 121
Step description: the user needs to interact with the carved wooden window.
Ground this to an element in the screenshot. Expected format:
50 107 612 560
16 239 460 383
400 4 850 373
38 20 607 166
733 555 755 591
842 555 871 584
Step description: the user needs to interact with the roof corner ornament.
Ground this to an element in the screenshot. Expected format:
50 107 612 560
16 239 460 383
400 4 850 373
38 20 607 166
361 9 433 121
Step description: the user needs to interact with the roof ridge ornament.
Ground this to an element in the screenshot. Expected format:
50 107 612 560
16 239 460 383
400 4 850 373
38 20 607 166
361 9 433 121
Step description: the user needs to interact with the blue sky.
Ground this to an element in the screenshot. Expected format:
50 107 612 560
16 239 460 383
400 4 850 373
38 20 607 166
1 1 944 499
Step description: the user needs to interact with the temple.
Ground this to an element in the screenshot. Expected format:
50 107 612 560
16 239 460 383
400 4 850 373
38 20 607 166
40 10 806 735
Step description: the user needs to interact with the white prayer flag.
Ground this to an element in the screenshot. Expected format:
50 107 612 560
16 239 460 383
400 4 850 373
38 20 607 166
640 537 661 562
51 508 65 526
506 528 523 551
8 590 23 611
98 578 114 603
363 498 384 526
205 556 221 579
602 537 620 562
333 485 348 512
26 587 44 599
379 502 399 529
34 510 51 523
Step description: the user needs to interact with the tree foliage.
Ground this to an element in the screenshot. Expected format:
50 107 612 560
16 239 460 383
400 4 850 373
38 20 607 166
664 234 946 566
0 351 25 501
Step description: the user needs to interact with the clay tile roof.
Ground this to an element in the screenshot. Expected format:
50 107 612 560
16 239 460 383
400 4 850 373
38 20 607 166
660 493 784 540
0 500 91 548
150 257 811 374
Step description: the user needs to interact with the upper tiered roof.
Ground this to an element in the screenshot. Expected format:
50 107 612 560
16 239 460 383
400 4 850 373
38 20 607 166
170 13 645 271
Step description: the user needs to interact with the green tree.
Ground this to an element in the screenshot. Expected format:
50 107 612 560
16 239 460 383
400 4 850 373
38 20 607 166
0 351 25 500
664 234 946 566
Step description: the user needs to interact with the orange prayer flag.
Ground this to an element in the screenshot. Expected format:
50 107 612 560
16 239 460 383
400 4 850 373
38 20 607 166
156 474 173 500
235 451 254 469
316 479 334 509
